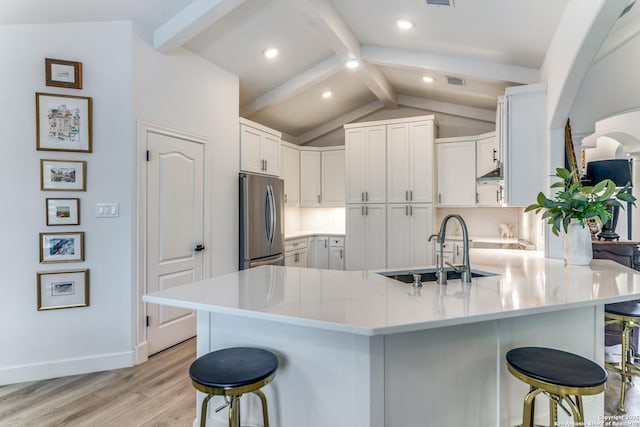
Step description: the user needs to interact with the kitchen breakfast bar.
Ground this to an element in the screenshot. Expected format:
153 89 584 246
144 250 640 426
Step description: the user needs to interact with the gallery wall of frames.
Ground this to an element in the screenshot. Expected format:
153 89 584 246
37 58 91 311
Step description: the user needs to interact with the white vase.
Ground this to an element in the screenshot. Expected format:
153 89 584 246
564 220 593 265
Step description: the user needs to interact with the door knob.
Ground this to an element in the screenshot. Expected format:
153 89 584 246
194 244 205 252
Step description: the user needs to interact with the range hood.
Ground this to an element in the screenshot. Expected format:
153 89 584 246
477 166 503 182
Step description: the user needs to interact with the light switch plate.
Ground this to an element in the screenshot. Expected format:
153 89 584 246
96 202 119 218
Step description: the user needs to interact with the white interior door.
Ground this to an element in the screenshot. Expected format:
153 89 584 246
145 126 205 355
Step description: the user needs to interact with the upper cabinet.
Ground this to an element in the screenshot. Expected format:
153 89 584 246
475 132 503 207
345 125 387 204
476 133 499 178
387 120 435 203
435 137 476 207
240 118 281 176
281 144 300 206
283 145 345 208
497 83 547 207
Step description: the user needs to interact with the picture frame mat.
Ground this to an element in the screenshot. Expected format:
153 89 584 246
45 58 82 89
46 198 80 226
40 159 86 191
36 92 92 152
40 231 85 263
37 269 89 310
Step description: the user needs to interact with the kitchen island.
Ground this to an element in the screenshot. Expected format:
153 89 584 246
144 250 640 426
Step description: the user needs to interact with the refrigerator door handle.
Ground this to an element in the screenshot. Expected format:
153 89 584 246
265 185 272 244
267 184 276 245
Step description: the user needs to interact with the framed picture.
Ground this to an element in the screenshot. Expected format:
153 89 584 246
46 198 80 226
45 58 82 89
36 92 92 152
41 159 86 191
40 231 84 263
37 269 89 310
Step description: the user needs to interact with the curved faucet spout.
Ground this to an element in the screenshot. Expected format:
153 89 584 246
433 214 472 284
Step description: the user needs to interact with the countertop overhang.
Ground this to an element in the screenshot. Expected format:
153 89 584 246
143 250 640 336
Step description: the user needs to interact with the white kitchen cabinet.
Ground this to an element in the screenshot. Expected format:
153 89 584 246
285 237 308 268
300 151 322 206
387 204 433 269
240 118 281 176
281 144 300 206
299 148 345 207
321 150 345 206
434 239 464 266
346 204 386 270
435 138 476 206
497 83 546 207
477 181 504 206
476 133 499 178
387 120 435 204
345 125 386 204
309 236 329 269
328 237 345 270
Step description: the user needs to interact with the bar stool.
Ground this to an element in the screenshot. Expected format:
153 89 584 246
506 347 607 427
189 347 278 427
605 301 640 413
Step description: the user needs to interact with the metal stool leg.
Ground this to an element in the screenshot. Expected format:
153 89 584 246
522 387 543 427
619 322 631 412
228 395 241 427
200 394 214 427
549 397 558 427
252 389 270 427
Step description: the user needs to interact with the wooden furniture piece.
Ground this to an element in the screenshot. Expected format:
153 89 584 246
189 347 278 427
506 347 607 427
592 240 640 271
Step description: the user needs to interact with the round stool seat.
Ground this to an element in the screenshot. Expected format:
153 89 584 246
506 347 607 389
605 301 640 318
190 347 278 389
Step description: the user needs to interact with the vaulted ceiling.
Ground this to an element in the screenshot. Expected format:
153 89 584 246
4 0 575 144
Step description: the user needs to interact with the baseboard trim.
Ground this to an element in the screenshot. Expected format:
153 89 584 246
0 350 135 385
135 341 149 364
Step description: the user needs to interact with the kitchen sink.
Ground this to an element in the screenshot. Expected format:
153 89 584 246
378 267 497 284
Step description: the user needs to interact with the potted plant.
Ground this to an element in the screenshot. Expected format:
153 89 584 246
525 167 635 265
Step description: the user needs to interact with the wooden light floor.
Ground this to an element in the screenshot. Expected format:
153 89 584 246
2 337 640 426
0 339 196 427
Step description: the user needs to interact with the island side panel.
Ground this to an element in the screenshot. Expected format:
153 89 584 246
499 306 603 427
198 311 384 427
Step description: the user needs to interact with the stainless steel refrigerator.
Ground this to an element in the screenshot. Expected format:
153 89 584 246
239 173 285 269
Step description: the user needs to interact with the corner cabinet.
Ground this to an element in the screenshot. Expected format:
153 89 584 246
281 144 300 206
299 148 345 207
240 118 281 176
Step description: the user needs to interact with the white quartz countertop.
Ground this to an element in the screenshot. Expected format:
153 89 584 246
144 250 640 336
285 231 345 239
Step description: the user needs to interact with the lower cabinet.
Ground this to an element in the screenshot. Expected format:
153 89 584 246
387 204 433 269
285 238 308 267
434 239 464 266
346 204 386 270
329 237 345 270
309 236 329 269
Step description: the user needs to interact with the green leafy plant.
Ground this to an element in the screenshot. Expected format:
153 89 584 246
524 167 636 236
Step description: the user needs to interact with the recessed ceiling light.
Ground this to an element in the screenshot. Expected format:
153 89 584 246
422 75 435 83
345 59 359 69
396 19 415 30
322 91 332 99
263 47 278 59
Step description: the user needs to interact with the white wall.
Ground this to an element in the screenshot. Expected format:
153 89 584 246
0 22 240 385
0 22 134 384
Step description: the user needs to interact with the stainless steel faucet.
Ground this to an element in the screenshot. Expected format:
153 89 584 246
429 214 471 285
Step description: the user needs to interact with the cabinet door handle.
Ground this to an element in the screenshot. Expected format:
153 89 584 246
284 194 288 203
493 149 497 162
438 194 442 204
318 194 321 203
340 249 343 259
406 190 409 201
265 159 268 170
295 252 299 263
365 192 369 202
361 205 365 216
405 205 408 216
361 192 365 202
325 239 328 248
497 189 500 203
365 206 369 216
410 205 413 216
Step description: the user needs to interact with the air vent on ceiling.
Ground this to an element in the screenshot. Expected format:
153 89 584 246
446 76 465 86
425 0 454 7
